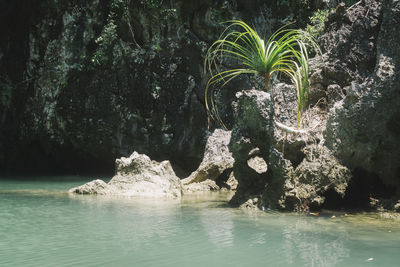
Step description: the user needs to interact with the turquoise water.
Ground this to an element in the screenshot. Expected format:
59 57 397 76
1 177 400 267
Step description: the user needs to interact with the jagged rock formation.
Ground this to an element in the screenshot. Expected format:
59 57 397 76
69 151 182 198
1 0 398 211
182 129 235 192
324 0 400 191
229 0 400 211
0 0 323 174
229 89 351 211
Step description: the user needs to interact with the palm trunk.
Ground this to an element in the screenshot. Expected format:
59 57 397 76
264 74 275 120
265 75 306 135
264 74 270 92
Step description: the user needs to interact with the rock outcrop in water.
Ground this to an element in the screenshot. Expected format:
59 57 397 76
228 0 400 211
182 129 235 192
70 130 239 197
228 89 351 211
70 151 183 198
1 0 399 211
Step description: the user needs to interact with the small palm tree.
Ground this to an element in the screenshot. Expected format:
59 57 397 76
204 20 320 132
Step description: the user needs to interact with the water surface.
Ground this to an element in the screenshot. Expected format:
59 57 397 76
1 177 400 267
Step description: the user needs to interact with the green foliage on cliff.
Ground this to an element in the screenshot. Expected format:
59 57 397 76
278 0 310 7
92 20 118 66
140 0 162 9
306 9 332 41
204 20 320 128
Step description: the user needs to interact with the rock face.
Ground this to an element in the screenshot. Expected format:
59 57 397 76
69 152 183 198
229 0 400 211
325 0 400 190
2 0 399 211
182 129 235 191
229 90 274 198
309 0 384 106
229 89 351 211
280 146 351 210
183 179 220 193
0 0 324 174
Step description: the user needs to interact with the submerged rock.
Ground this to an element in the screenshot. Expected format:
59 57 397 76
69 152 182 198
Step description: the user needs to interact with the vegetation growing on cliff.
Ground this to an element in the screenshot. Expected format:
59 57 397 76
204 20 320 131
306 9 332 42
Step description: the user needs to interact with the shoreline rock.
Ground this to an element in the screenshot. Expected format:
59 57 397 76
228 88 351 212
69 152 183 198
182 129 237 192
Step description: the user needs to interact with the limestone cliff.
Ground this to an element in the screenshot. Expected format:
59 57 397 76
0 0 322 174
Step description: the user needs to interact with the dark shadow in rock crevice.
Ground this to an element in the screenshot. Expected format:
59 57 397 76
320 167 397 211
215 168 233 188
276 141 306 169
170 162 193 179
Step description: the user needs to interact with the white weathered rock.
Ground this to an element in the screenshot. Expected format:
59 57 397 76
182 129 234 188
183 179 220 193
247 156 268 174
69 152 183 198
69 179 111 195
226 172 238 191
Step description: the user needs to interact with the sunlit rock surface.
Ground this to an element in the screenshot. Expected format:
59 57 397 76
229 89 351 211
70 152 182 198
182 129 235 192
324 0 400 190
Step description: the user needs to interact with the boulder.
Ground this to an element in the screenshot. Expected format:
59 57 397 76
182 129 235 191
228 89 275 206
69 152 183 198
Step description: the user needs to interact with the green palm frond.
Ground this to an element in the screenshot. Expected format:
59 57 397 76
204 20 321 129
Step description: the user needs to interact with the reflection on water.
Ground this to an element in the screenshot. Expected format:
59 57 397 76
200 208 234 248
282 217 349 267
1 178 400 267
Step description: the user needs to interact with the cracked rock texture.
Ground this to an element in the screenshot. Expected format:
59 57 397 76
182 129 234 191
1 0 399 211
229 0 400 211
0 0 323 175
324 0 400 190
69 151 182 198
229 89 351 211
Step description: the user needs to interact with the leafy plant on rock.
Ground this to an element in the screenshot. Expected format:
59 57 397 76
204 20 321 132
306 9 331 41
